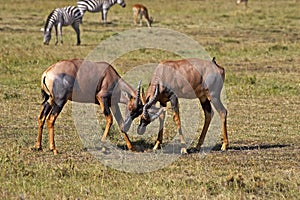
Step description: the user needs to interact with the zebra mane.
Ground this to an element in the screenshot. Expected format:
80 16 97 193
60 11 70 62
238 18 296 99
44 9 55 31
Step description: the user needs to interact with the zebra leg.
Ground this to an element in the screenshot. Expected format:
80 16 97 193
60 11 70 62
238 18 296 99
102 9 108 24
72 23 81 45
54 25 58 45
57 23 63 45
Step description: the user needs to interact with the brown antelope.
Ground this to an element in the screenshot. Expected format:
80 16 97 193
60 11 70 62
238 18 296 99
132 4 153 28
125 58 228 154
34 59 143 155
236 0 248 7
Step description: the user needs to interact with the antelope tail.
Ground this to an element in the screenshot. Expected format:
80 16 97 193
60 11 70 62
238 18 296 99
41 76 50 104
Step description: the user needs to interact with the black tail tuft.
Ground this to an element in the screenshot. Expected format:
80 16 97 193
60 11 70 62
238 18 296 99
212 57 217 64
41 89 49 105
212 57 222 68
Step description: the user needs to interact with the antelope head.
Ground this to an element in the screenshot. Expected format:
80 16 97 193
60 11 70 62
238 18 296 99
122 80 143 132
137 85 164 135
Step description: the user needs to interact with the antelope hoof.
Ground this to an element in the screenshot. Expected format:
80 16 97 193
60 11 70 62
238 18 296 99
31 146 43 151
51 149 58 155
221 143 228 151
187 147 200 154
181 147 187 155
124 141 137 152
153 142 161 151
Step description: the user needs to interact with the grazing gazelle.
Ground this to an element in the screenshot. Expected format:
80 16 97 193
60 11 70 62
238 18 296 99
34 59 143 155
236 0 248 7
132 4 153 28
124 58 228 154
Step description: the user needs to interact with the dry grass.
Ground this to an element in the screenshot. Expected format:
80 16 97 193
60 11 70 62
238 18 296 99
0 0 299 199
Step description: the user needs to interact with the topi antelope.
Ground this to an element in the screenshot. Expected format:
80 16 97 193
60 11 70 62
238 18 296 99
132 4 153 28
125 58 228 154
34 59 143 155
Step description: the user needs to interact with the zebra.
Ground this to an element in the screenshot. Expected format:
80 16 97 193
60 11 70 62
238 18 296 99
43 6 82 45
77 0 126 24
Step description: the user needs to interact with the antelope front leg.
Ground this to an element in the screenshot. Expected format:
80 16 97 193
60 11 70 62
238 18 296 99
170 95 187 154
153 108 166 150
98 97 113 143
101 114 113 142
110 105 135 151
195 99 213 151
173 111 187 154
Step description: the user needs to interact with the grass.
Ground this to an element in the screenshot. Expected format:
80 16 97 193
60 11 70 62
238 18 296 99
0 0 300 199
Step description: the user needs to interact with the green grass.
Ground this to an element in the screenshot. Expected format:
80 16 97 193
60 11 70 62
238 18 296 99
1 0 300 199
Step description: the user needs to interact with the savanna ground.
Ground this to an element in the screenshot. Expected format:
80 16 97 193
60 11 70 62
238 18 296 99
0 0 300 199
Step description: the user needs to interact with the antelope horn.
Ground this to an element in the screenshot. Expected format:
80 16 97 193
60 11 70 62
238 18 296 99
142 102 150 120
135 80 142 107
150 107 165 122
142 84 159 119
145 84 159 109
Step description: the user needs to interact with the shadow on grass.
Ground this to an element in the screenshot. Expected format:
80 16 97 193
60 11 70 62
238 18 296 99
117 139 155 152
82 21 117 27
226 143 291 151
84 141 291 155
187 143 291 154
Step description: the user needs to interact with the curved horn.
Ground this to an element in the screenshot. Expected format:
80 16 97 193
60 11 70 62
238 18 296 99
142 84 159 119
145 84 159 109
135 80 142 107
150 107 165 121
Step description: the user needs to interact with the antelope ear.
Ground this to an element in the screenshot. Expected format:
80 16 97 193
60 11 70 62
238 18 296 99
122 91 132 100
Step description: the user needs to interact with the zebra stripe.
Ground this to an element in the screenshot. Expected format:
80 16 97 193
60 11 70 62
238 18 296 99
44 6 82 45
77 0 126 23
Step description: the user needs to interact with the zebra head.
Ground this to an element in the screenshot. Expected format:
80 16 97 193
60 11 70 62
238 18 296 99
116 0 126 8
43 29 51 45
43 9 55 45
